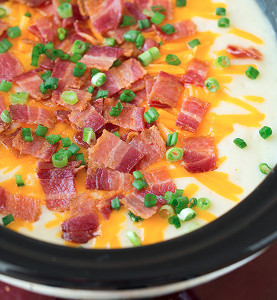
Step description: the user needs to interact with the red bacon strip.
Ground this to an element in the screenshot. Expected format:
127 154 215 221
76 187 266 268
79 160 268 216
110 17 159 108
11 0 48 7
142 38 159 52
181 59 209 87
227 45 263 60
0 20 9 37
39 57 55 70
38 161 84 212
0 95 9 133
124 2 146 20
0 52 24 81
55 110 70 124
107 27 129 44
10 105 55 128
96 193 124 220
182 136 217 173
176 96 210 132
130 126 166 170
134 0 173 20
28 17 57 43
148 71 184 108
73 21 97 44
101 58 146 96
61 192 99 243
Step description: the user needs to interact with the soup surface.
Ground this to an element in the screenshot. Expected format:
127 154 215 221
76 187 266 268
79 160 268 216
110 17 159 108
0 0 276 248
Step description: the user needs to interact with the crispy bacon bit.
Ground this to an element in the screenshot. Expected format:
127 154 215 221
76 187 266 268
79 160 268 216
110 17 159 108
145 75 155 97
73 21 98 44
107 27 129 44
13 70 50 100
0 95 9 133
10 105 55 128
88 130 144 173
28 17 57 43
96 193 123 220
0 52 24 81
148 71 184 108
131 89 147 107
92 98 104 114
124 2 146 20
176 96 210 132
181 59 209 87
62 192 99 243
130 126 166 170
40 57 55 70
142 38 159 52
142 167 176 196
155 20 197 41
103 98 145 131
120 41 142 58
101 58 146 96
182 136 217 173
121 190 158 219
38 161 84 212
0 20 9 37
55 109 70 123
227 45 263 60
10 0 48 7
0 128 21 152
69 104 105 132
134 0 173 20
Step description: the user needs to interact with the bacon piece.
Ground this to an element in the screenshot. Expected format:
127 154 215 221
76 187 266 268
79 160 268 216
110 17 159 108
124 2 146 20
101 58 146 96
40 57 55 70
13 70 50 100
61 192 99 243
0 128 21 153
0 95 9 133
176 96 210 132
37 2 54 16
73 21 98 45
106 27 129 44
145 75 155 96
96 193 123 220
0 52 24 81
134 0 173 19
131 89 147 107
142 38 159 52
148 71 184 108
92 98 104 114
0 20 9 37
61 5 88 29
120 41 142 58
80 45 123 71
88 130 144 173
227 45 263 60
69 104 105 132
182 136 217 173
0 186 41 222
28 17 57 43
155 20 197 41
142 167 176 196
103 98 145 131
38 161 83 212
181 59 209 87
10 0 48 7
10 105 55 128
121 190 158 219
129 126 166 170
55 110 70 123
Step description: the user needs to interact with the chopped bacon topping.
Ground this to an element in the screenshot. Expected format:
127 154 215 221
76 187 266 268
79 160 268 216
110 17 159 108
227 45 263 60
39 57 55 70
96 193 123 220
155 20 197 41
12 0 48 7
176 96 210 132
181 59 209 87
103 98 145 131
142 38 159 52
148 71 184 108
37 161 84 212
129 126 166 170
0 95 9 133
0 52 24 81
182 136 217 173
88 130 144 173
0 186 41 222
134 0 173 20
62 192 99 243
55 110 70 123
10 105 55 128
124 2 146 20
101 58 146 96
106 27 129 44
0 20 9 37
80 46 123 71
92 98 104 114
28 17 57 43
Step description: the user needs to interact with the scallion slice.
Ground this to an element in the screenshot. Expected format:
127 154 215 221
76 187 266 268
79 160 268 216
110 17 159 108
218 17 230 28
87 86 94 93
7 26 21 39
21 128 33 142
216 7 226 16
144 107 159 124
61 91 79 105
0 80 12 92
67 143 80 155
176 0 186 7
144 194 157 207
166 54 181 65
70 53 82 63
35 124 48 137
61 137 71 148
161 24 175 35
52 152 68 168
168 215 181 229
126 230 142 247
245 66 259 80
135 33 145 50
259 126 272 139
40 70 52 82
166 132 179 147
110 102 123 117
0 39 12 53
111 197 121 211
96 90 109 99
150 12 165 25
104 38 116 47
189 198 198 208
0 110 11 124
197 198 211 210
113 131 120 138
44 77 59 90
111 59 121 68
132 179 148 191
138 50 153 66
72 62 86 77
259 163 272 175
46 134 61 145
233 138 247 149
124 30 140 43
71 40 87 55
138 19 150 30
188 38 200 49
133 171 144 180
91 72 107 87
159 205 174 218
205 77 220 93
24 11 32 17
215 55 230 68
15 175 24 187
57 3 73 19
120 15 136 27
75 153 85 165
2 214 14 226
83 127 95 144
178 208 196 222
0 7 7 18
128 211 143 222
166 148 184 162
57 27 67 41
119 90 135 103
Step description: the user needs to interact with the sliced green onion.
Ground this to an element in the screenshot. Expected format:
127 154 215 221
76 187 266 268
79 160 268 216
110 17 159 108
138 19 150 30
245 66 259 80
0 110 11 124
69 53 82 63
0 80 12 92
31 43 44 66
113 131 120 138
205 77 220 93
46 134 61 145
128 211 143 222
166 132 179 147
57 27 67 41
7 26 21 39
21 128 33 142
2 214 14 226
149 47 162 59
143 9 154 18
0 7 6 18
96 90 108 99
172 196 189 213
43 42 55 60
119 90 135 103
133 171 144 180
120 15 136 27
138 50 153 66
61 137 71 148
161 24 175 35
71 40 87 55
73 62 86 77
197 198 211 210
126 230 142 247
166 148 184 162
135 33 145 50
144 194 157 207
56 49 71 60
150 12 165 25
91 72 107 87
15 175 24 187
216 7 226 16
24 11 31 17
188 38 200 49
215 55 230 68
44 77 59 90
111 59 121 68
35 124 48 137
259 126 272 140
57 3 73 19
67 143 80 155
104 38 116 47
166 54 181 65
176 0 186 7
52 152 68 168
218 17 230 28
0 39 12 53
83 127 95 144
87 86 94 93
61 91 79 105
75 153 85 165
259 163 272 175
124 30 140 43
151 5 166 12
91 68 100 77
110 102 123 117
40 70 52 82
168 215 181 229
189 198 198 208
159 205 174 218
233 138 247 149
39 83 48 94
144 107 159 124
132 179 148 191
178 208 196 222
111 197 121 211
